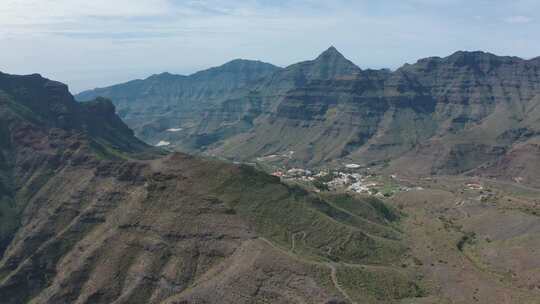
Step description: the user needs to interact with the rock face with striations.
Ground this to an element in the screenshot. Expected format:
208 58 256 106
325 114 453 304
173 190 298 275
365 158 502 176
0 72 419 303
77 48 540 186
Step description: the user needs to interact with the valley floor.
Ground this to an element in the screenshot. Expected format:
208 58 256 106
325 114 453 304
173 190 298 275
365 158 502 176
393 176 540 304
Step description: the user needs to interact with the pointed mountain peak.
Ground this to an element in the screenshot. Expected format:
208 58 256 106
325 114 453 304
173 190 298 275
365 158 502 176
300 46 361 79
325 45 340 53
316 46 346 61
312 46 358 69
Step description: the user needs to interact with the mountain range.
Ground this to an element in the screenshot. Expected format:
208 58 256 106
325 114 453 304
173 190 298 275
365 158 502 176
77 47 540 187
3 48 540 303
0 71 424 303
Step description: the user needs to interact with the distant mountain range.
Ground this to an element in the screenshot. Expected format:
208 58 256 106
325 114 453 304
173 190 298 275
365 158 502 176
77 47 540 187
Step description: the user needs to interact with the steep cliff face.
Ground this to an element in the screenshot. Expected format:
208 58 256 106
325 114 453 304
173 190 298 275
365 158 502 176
0 72 151 155
0 72 154 257
399 51 539 104
385 53 540 180
0 73 418 303
76 48 540 186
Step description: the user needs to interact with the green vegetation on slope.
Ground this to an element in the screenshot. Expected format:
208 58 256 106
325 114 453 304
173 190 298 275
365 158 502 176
337 264 425 303
214 165 406 265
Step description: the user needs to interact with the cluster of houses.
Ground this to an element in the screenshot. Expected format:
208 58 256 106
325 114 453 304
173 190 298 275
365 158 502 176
272 168 314 180
271 166 412 197
266 157 491 198
325 172 381 193
465 182 484 191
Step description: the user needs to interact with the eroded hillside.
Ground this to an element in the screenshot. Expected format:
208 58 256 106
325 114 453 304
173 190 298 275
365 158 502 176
0 72 425 303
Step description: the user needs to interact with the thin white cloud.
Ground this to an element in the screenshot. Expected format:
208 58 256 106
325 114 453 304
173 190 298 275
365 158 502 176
0 0 172 27
504 15 533 24
1 0 539 92
11 0 169 16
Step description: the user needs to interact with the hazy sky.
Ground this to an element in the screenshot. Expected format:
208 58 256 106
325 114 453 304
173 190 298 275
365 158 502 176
1 0 539 93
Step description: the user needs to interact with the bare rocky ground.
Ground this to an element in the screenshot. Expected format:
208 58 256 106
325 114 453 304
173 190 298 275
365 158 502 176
0 153 347 304
393 176 540 304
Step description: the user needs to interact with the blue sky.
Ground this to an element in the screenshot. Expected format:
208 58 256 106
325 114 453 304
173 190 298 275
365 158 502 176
1 0 539 92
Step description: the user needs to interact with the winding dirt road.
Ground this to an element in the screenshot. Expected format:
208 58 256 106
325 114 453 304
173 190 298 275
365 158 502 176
259 237 357 303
